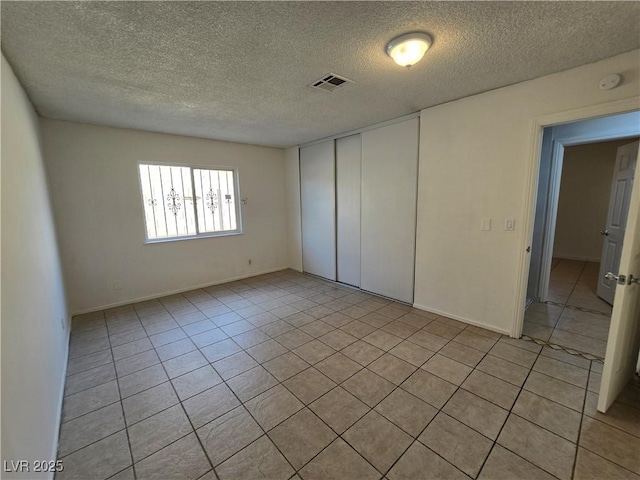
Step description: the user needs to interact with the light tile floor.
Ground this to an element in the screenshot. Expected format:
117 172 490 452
524 259 612 358
58 269 640 480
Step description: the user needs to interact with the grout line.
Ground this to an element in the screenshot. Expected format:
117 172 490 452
67 344 113 362
472 344 555 479
63 269 616 480
177 282 422 476
60 396 121 430
571 361 591 479
554 302 612 317
70 304 442 473
520 373 588 414
105 321 137 480
575 440 640 476
104 465 134 480
62 370 118 399
58 386 122 425
281 385 382 476
136 301 219 477
370 331 523 478
565 261 589 305
300 331 490 476
526 260 609 360
379 341 484 479
581 394 640 439
290 340 434 476
522 335 605 363
169 294 299 478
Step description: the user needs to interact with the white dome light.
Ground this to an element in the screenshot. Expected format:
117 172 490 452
386 32 432 67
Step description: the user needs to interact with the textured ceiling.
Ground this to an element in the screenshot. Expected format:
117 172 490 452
2 1 639 148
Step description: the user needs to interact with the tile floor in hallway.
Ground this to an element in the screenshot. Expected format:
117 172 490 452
524 259 612 358
59 269 640 480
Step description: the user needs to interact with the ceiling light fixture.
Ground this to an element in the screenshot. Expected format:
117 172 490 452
386 32 432 68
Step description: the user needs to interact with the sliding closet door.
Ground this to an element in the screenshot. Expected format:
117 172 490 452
336 134 361 287
300 141 336 280
361 118 419 303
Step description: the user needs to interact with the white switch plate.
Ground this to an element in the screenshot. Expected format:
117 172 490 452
481 218 491 231
505 219 516 231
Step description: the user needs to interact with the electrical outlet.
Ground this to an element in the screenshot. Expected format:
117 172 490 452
248 259 252 265
113 280 121 290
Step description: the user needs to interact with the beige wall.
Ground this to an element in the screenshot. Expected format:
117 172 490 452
1 55 70 478
415 50 640 334
41 120 288 313
554 139 637 262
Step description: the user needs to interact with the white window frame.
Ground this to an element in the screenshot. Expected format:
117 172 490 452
137 161 243 244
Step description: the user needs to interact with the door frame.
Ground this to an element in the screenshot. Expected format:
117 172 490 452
537 128 640 304
513 97 640 337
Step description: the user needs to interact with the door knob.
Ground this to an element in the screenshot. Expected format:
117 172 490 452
628 275 640 285
605 272 627 285
600 230 610 236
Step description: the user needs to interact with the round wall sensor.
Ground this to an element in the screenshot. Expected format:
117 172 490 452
599 74 621 91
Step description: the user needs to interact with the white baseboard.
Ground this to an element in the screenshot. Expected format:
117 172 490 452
49 318 70 472
553 253 601 263
525 297 534 310
71 266 290 315
412 303 512 337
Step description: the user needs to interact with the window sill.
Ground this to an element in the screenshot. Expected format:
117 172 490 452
144 231 243 244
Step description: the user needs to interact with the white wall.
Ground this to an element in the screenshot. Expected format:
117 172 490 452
41 120 288 313
1 55 69 478
285 146 302 271
554 139 634 262
415 49 640 334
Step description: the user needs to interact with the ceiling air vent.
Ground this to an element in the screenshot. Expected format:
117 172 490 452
309 73 354 93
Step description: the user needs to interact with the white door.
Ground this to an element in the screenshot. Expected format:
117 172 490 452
597 141 639 304
336 134 361 287
300 141 336 281
598 144 640 413
361 118 419 303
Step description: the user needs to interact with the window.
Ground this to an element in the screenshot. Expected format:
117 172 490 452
138 163 241 242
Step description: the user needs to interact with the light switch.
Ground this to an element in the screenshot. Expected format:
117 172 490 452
505 219 516 231
481 218 491 231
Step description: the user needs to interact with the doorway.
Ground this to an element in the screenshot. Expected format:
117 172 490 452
524 111 640 359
